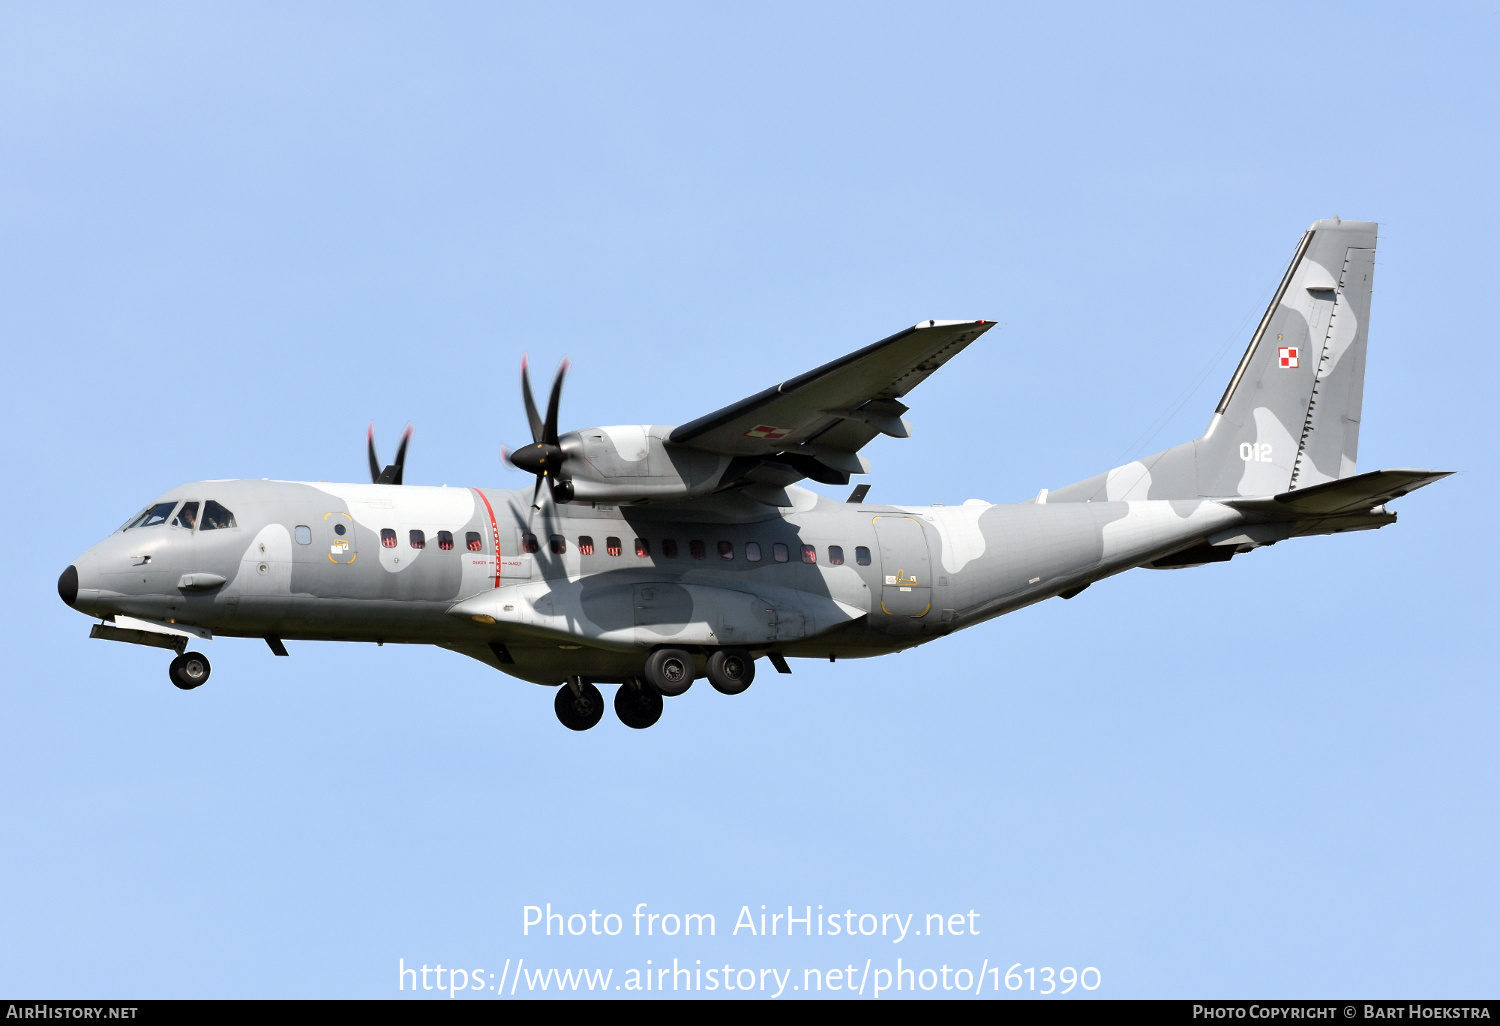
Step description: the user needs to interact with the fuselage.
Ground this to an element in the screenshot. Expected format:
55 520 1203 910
62 479 1245 684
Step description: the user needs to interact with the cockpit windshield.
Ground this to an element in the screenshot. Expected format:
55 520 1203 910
124 502 178 530
172 502 199 529
201 500 237 530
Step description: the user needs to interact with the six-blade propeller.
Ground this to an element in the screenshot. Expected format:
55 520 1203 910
506 355 573 506
367 356 570 503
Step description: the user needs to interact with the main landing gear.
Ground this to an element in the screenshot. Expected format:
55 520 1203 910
554 678 605 731
644 647 695 696
169 651 212 690
614 679 663 730
706 648 755 695
551 648 760 731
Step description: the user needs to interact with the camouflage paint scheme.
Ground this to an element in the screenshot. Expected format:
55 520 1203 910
61 219 1448 691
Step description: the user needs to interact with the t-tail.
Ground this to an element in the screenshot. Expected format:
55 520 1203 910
1049 218 1450 516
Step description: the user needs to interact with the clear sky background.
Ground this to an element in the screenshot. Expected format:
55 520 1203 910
2 2 1495 1000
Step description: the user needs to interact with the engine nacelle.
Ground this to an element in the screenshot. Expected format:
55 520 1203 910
557 426 733 505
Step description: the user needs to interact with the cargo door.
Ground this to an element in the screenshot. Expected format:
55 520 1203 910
873 516 932 617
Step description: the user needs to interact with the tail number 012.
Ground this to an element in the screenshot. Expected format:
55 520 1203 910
1239 442 1273 463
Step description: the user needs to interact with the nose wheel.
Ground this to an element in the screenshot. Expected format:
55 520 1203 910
169 651 212 690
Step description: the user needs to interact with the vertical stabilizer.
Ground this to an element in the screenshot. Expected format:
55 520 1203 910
1049 219 1379 502
1199 218 1377 495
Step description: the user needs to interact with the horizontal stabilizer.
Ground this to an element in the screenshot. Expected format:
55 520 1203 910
1225 468 1452 518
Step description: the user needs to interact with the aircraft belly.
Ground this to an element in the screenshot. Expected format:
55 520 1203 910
448 577 860 650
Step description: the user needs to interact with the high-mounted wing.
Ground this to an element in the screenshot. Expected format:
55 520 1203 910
669 320 993 467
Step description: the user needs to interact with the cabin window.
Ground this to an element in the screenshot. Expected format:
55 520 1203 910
437 531 454 550
128 502 178 529
635 537 650 558
718 540 734 560
333 523 346 536
521 533 539 554
689 540 706 560
856 545 871 566
745 541 762 562
549 535 566 555
606 536 622 556
381 529 397 548
466 532 483 552
201 500 237 530
772 542 789 563
171 502 199 530
409 530 426 549
661 539 679 558
801 544 817 564
828 544 844 565
578 536 594 555
295 525 312 545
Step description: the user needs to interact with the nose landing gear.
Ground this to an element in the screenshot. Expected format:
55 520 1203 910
169 651 212 690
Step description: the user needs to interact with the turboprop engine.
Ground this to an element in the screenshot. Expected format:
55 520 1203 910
504 354 876 507
553 426 733 504
504 357 745 506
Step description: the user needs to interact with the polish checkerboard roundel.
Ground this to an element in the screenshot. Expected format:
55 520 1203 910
1278 347 1299 369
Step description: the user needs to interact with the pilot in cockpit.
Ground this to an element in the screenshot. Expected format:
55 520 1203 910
172 501 198 530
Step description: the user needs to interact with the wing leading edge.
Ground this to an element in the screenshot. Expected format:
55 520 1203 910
669 320 993 465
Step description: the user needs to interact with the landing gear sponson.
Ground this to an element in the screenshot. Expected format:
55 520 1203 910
552 648 759 730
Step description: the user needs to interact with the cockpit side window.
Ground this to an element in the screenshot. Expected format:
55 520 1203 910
200 500 237 531
171 502 199 530
127 502 178 530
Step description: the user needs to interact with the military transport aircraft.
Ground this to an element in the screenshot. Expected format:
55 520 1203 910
59 219 1449 730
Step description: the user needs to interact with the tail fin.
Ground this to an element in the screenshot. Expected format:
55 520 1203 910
1201 218 1377 495
1051 218 1378 502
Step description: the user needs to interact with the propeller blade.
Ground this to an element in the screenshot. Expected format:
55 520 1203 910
390 423 413 486
521 354 545 443
501 444 512 468
531 474 544 509
367 423 381 484
542 357 569 446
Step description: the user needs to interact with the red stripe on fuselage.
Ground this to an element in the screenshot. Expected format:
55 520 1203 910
473 488 502 589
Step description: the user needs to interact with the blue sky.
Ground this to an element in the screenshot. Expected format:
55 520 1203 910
2 3 1495 999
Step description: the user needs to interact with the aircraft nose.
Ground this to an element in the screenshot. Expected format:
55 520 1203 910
58 564 79 606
